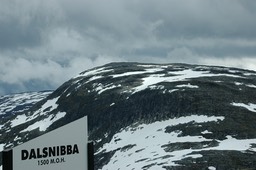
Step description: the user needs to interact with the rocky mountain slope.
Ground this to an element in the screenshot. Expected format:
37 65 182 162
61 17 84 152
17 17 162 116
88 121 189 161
1 63 256 169
0 91 51 169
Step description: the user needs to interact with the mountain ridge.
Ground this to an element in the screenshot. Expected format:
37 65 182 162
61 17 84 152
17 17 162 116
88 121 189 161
1 62 256 169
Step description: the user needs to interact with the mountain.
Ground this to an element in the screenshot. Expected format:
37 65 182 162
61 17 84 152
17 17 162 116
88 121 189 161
0 91 52 169
1 62 256 170
0 91 52 116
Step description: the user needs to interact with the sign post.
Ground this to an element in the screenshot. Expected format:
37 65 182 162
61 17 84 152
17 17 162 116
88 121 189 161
3 116 92 170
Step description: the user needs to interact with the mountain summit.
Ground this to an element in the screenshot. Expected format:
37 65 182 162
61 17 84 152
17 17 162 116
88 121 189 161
1 62 256 169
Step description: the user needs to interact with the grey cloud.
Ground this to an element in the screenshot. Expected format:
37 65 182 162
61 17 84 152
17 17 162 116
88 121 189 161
2 0 256 52
0 0 62 50
1 0 256 95
0 18 42 49
149 1 256 39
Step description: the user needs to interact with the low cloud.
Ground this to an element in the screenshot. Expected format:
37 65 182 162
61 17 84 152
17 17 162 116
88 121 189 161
0 55 124 95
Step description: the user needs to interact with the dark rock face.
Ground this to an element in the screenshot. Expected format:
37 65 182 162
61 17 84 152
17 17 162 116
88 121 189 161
1 63 256 169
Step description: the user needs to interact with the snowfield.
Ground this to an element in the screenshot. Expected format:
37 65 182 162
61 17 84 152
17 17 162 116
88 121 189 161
98 114 256 169
97 115 228 169
7 96 66 131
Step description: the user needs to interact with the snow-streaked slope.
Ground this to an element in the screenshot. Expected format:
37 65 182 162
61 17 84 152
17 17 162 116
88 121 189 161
6 96 66 132
0 91 61 154
20 111 66 132
7 112 66 132
98 115 225 169
99 115 256 169
0 91 51 116
132 68 243 94
71 64 250 96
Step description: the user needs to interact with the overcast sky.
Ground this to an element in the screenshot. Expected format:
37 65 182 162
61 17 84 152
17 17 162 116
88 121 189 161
1 0 256 95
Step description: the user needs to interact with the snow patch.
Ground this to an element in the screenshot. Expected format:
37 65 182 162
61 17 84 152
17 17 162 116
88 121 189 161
234 82 243 86
246 84 256 88
112 67 164 78
21 112 66 132
73 67 113 79
214 135 256 151
176 83 199 88
0 144 4 152
208 166 216 170
94 83 121 94
184 154 203 159
169 89 179 93
201 130 213 134
11 115 28 127
243 72 256 76
87 75 103 82
231 102 256 113
149 85 165 90
33 97 60 117
14 135 21 142
42 97 59 111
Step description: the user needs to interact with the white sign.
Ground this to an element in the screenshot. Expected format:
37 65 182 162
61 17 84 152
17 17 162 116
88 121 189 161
12 116 88 170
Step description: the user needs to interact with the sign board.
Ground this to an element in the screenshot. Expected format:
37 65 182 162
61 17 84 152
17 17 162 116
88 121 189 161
4 116 89 170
